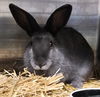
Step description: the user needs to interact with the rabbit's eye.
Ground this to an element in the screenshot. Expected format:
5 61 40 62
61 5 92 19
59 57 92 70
49 41 53 47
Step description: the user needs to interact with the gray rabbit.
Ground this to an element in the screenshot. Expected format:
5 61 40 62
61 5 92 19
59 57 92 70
9 4 94 88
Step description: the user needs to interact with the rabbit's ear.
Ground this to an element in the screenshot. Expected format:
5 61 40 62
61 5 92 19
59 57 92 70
45 4 72 36
9 4 40 37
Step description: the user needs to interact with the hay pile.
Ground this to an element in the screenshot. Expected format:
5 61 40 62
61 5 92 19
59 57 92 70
0 69 100 97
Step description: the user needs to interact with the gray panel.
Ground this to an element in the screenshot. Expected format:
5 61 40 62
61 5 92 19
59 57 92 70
57 2 98 16
0 1 98 15
0 39 28 58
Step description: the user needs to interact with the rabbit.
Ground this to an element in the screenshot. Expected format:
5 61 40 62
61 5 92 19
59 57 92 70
9 3 94 88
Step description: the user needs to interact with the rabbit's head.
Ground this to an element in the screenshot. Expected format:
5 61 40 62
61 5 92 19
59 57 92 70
9 4 72 70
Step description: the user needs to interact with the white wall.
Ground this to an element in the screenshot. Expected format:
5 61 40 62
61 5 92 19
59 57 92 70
0 0 98 58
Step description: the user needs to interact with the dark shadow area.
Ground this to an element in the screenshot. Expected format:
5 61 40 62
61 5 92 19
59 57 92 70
95 16 100 78
0 58 23 73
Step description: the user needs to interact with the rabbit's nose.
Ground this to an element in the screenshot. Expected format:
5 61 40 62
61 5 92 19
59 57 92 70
39 63 46 68
35 61 45 68
39 64 43 68
36 57 45 65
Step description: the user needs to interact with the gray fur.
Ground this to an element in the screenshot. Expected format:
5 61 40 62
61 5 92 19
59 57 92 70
9 4 94 88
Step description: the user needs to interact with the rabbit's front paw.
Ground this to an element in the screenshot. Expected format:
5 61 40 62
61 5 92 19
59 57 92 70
70 80 84 88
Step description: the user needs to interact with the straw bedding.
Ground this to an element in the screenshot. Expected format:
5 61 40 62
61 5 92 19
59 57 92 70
0 69 100 97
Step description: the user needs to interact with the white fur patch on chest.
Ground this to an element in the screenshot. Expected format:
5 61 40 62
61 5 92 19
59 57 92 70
29 48 40 70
